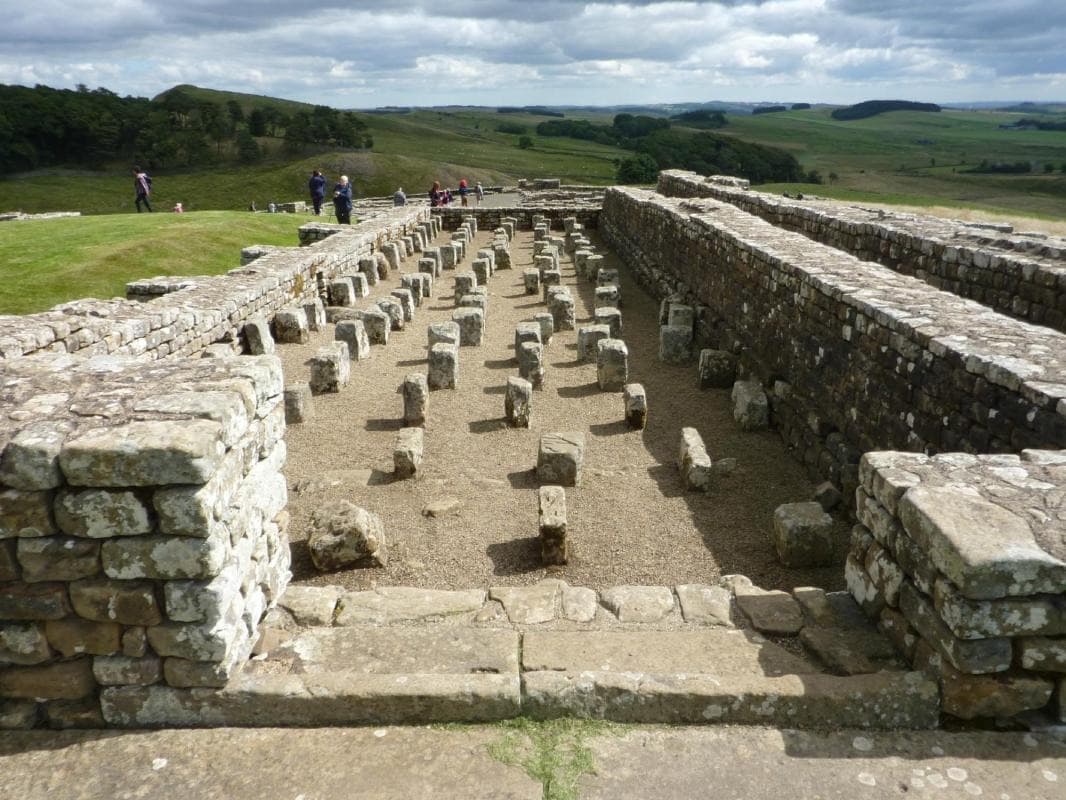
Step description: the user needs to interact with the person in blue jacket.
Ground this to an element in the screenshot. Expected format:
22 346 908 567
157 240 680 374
333 175 353 224
308 169 326 215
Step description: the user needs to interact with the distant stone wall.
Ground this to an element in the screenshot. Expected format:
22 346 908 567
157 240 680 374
0 207 429 361
601 187 1066 499
849 450 1066 722
434 206 599 232
657 170 1066 334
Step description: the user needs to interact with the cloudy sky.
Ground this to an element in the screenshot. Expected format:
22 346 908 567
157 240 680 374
1 1 1063 108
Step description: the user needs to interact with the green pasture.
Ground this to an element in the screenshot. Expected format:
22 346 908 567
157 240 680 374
0 211 306 314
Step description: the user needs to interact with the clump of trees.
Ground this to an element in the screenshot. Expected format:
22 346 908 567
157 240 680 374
831 100 941 121
670 109 727 129
965 160 1032 174
752 105 788 115
0 83 372 174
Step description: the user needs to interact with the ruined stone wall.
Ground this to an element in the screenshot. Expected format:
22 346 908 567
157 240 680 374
0 207 428 361
657 170 1066 334
849 450 1066 722
434 206 600 232
601 187 1066 499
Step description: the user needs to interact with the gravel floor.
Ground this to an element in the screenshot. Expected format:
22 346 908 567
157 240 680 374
276 226 848 592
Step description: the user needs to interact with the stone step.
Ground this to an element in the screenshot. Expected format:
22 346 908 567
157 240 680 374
99 626 939 729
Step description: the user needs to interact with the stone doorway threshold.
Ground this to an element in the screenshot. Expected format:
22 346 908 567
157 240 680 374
99 579 941 729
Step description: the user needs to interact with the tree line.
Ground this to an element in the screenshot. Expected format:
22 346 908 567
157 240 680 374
0 84 372 175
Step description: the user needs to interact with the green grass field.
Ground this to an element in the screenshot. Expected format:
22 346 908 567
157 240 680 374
0 211 307 314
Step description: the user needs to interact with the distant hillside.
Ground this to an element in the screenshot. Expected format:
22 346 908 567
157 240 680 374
831 100 941 121
154 84 314 117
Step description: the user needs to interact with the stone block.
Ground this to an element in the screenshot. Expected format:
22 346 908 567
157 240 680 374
329 278 357 307
308 500 387 571
16 537 99 582
734 584 804 635
574 250 592 279
594 307 622 339
0 421 71 490
389 289 414 323
596 339 628 391
54 488 152 539
494 243 511 269
303 298 326 332
472 259 491 286
537 433 585 487
577 325 610 362
243 317 275 355
899 582 1012 674
335 319 371 361
441 243 461 269
349 273 370 299
43 616 121 659
272 307 309 345
0 623 52 665
0 540 17 581
459 294 488 318
523 269 540 295
477 248 495 271
376 297 405 331
452 308 485 346
594 285 619 309
0 583 70 621
698 349 737 389
596 267 620 287
403 373 428 426
505 377 533 428
659 324 692 364
357 309 390 345
518 342 545 389
400 274 424 307
539 486 567 566
428 321 460 348
393 427 425 480
418 258 437 278
679 427 712 491
309 342 350 395
428 343 459 390
814 481 843 511
0 489 56 539
667 303 695 329
283 383 314 424
548 292 575 332
0 659 96 700
773 502 836 567
600 586 676 623
70 578 161 625
101 533 227 580
732 380 769 430
92 655 162 687
514 322 541 356
358 257 379 286
534 312 554 345
623 384 647 429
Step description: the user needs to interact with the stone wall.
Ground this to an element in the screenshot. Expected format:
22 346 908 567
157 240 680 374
0 353 288 728
0 207 428 361
601 187 1066 500
848 450 1066 722
434 206 600 231
657 170 1066 334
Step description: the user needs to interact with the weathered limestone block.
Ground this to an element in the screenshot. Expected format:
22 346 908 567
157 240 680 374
658 324 692 364
732 380 769 430
162 560 242 623
505 377 533 428
418 258 437 279
493 242 511 269
537 433 585 487
272 307 310 345
0 489 56 538
0 541 18 581
0 659 96 700
329 278 357 307
390 289 415 322
421 249 442 277
577 325 611 362
477 248 495 272
667 303 695 330
452 308 485 346
308 500 387 570
441 243 461 269
596 339 628 391
60 420 225 487
357 309 390 345
358 257 379 286
514 322 542 356
596 267 619 287
243 317 275 355
932 577 1066 639
574 249 592 279
374 250 391 279
523 269 540 295
427 343 459 390
400 274 424 307
428 321 460 348
309 341 351 395
698 349 737 389
548 291 576 332
459 294 488 318
600 586 676 623
303 298 326 332
594 307 622 339
679 427 712 491
676 584 733 626
534 224 548 242
335 320 371 361
101 533 227 580
376 297 405 331
54 489 152 539
624 384 647 429
534 312 554 345
814 481 843 511
472 259 491 286
0 622 52 665
734 584 804 635
44 617 121 657
381 242 404 271
899 582 1012 674
283 383 313 424
70 578 162 625
541 270 562 301
16 537 99 582
403 373 428 426
773 502 836 567
394 428 424 479
539 486 567 566
0 421 72 490
453 272 477 303
594 285 619 310
535 255 555 277
518 342 545 389
91 655 162 686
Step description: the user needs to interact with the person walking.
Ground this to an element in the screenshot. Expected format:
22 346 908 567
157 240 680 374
333 175 353 224
475 181 484 205
308 169 326 215
133 166 152 212
458 178 469 207
429 181 442 207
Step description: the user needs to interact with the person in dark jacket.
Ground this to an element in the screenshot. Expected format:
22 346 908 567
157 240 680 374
133 166 152 212
333 175 353 224
429 181 442 207
308 169 326 215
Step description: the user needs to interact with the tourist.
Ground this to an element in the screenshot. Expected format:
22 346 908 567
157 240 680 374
308 169 326 215
459 178 470 207
475 181 484 204
393 187 407 207
172 202 184 213
333 175 353 224
132 166 152 213
429 181 442 207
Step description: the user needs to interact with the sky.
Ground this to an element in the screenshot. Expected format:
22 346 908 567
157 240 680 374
1 0 1064 108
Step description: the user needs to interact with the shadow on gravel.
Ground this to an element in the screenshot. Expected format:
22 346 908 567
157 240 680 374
483 358 514 369
514 301 542 310
469 418 508 434
557 382 600 399
486 536 542 576
589 420 629 437
550 359 585 370
483 384 507 395
506 468 539 490
365 417 403 432
395 358 425 367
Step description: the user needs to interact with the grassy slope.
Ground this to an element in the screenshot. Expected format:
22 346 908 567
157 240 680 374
0 211 307 314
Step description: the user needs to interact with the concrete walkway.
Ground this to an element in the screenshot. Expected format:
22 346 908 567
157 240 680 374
2 725 1064 799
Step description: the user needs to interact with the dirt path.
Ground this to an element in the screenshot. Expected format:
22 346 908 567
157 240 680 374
276 225 846 592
